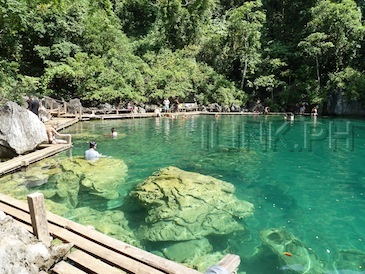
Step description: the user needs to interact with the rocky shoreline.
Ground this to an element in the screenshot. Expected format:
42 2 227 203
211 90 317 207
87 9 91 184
0 210 72 274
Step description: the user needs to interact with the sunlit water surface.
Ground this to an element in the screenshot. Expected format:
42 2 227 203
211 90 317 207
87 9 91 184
15 115 365 272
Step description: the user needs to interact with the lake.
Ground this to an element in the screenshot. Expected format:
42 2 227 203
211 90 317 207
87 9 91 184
4 114 365 273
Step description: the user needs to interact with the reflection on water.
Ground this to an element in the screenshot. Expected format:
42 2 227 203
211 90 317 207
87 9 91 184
1 115 365 273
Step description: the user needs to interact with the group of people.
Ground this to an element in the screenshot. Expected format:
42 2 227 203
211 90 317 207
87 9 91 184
26 94 113 162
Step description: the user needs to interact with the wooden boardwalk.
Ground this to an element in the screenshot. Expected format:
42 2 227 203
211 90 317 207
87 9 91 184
0 193 203 274
0 144 72 176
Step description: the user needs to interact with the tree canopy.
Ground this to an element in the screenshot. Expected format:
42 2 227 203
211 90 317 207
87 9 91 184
1 0 365 110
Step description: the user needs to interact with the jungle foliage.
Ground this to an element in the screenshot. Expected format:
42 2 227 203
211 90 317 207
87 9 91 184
1 0 365 110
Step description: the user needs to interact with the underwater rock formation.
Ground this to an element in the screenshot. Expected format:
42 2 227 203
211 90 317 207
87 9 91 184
63 206 141 248
58 156 128 201
260 228 324 273
130 166 254 242
162 238 213 263
0 156 128 208
333 249 365 273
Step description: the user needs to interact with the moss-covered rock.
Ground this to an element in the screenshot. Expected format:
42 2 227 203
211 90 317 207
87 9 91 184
162 238 212 263
131 166 254 241
259 228 324 273
60 157 128 200
63 207 140 248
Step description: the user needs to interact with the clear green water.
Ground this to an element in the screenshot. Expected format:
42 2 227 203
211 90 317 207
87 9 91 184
37 115 365 272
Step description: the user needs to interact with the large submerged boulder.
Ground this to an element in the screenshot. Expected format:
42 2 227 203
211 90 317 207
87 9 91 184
130 166 254 242
0 101 47 158
0 156 128 209
260 228 324 273
51 156 129 206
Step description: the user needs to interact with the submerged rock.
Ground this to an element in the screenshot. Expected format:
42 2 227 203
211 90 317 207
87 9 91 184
63 206 140 248
260 228 324 273
162 238 213 263
0 156 128 209
130 166 254 242
333 249 365 273
49 156 128 206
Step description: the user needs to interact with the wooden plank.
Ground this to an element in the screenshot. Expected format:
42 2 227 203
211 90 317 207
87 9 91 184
49 225 164 274
27 193 50 247
217 254 240 273
64 223 202 274
0 193 29 212
0 193 202 274
67 250 127 274
0 144 71 175
46 212 201 274
0 201 32 225
52 261 87 274
0 199 164 274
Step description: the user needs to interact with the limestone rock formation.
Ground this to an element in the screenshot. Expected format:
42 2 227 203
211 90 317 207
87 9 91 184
162 238 213 263
0 211 72 274
51 156 128 206
130 166 254 242
0 101 47 158
68 98 83 114
260 228 324 273
0 156 128 209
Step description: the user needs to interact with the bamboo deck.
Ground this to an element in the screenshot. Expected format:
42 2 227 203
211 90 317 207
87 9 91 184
0 193 202 274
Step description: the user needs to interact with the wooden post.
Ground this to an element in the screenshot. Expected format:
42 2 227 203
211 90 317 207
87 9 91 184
65 134 72 144
205 254 240 274
63 99 67 114
27 193 50 247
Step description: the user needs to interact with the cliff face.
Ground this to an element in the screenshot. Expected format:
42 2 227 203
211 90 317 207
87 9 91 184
325 89 365 116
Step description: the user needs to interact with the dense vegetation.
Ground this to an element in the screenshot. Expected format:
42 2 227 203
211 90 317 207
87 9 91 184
1 0 365 112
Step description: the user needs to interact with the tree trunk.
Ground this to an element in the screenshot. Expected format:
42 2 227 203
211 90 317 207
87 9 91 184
315 55 320 89
240 60 248 90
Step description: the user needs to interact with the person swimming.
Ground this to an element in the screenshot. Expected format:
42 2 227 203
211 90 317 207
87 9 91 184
110 127 117 137
84 141 101 160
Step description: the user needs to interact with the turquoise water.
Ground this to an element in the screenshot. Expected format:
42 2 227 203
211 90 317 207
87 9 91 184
60 115 365 273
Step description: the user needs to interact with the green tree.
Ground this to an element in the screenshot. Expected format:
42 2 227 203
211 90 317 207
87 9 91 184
0 0 28 62
226 0 265 89
298 32 334 90
308 0 364 72
153 0 215 49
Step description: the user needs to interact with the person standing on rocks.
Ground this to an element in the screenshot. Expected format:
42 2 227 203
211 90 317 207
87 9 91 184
28 96 39 116
163 98 170 113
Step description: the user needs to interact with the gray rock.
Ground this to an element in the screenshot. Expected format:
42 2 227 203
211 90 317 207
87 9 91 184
0 101 48 157
68 98 83 114
0 212 73 274
327 89 365 115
